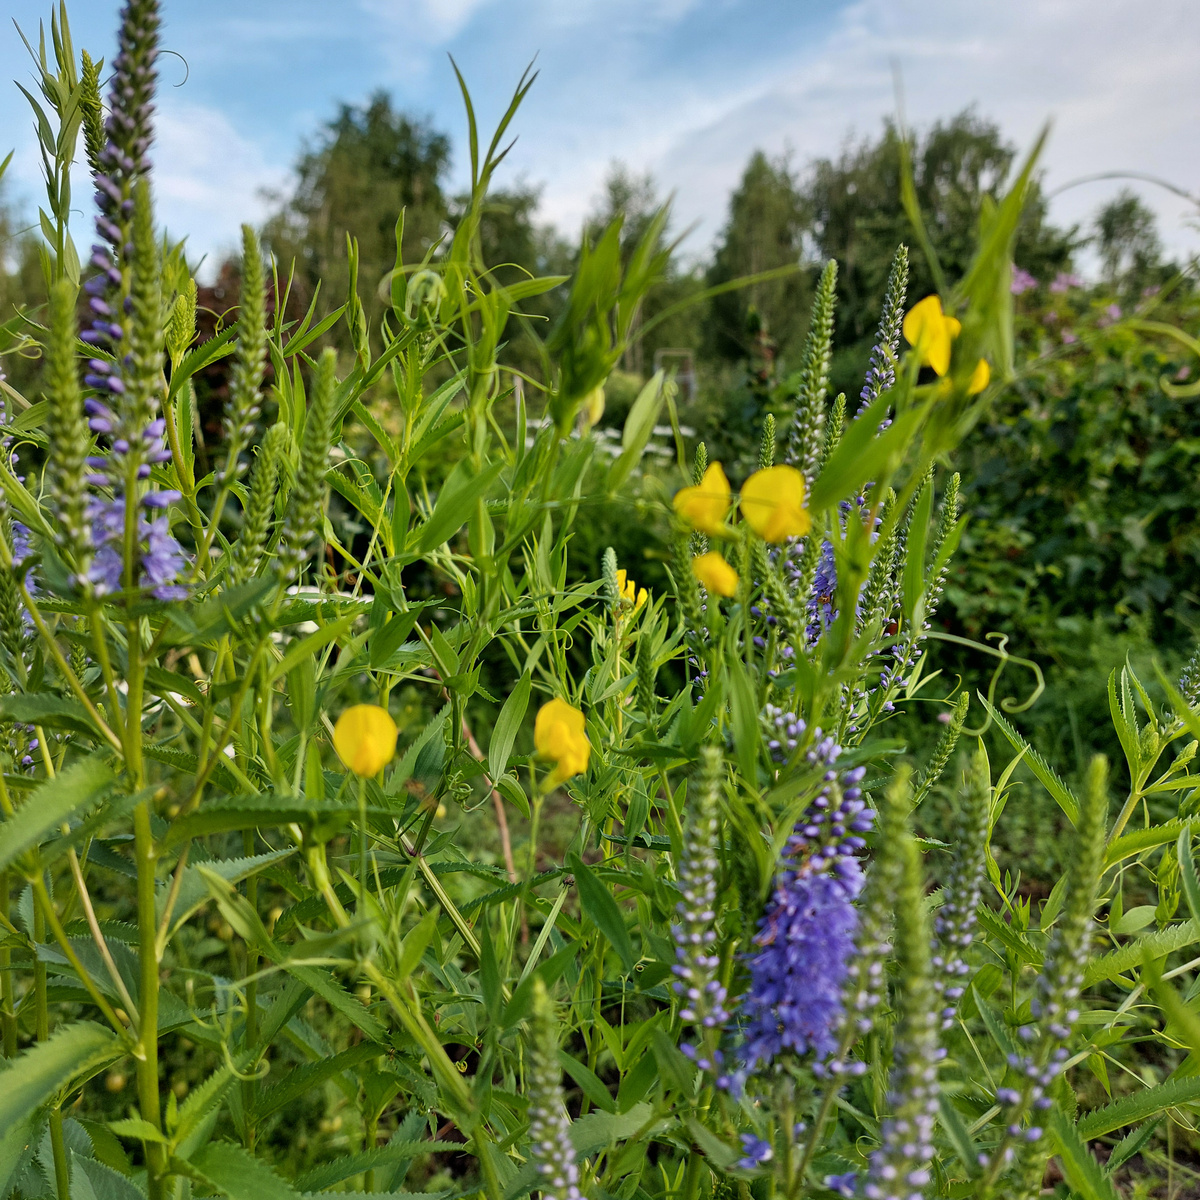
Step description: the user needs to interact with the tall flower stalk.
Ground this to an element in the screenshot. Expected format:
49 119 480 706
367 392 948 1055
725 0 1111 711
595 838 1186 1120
81 0 185 599
672 746 730 1077
526 979 583 1200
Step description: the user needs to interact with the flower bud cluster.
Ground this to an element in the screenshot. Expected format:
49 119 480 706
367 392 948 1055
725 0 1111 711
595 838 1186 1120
932 762 988 1029
526 980 582 1200
762 706 841 769
864 829 941 1200
856 246 909 423
672 749 730 1065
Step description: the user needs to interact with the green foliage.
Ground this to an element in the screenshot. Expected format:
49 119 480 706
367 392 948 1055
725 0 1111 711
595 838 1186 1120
2 6 1200 1200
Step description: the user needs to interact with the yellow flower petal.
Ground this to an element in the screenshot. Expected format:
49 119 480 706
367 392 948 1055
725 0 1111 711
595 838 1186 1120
692 551 738 598
534 698 590 781
903 294 953 377
968 358 990 395
673 462 732 536
739 465 811 543
615 568 647 612
333 704 399 777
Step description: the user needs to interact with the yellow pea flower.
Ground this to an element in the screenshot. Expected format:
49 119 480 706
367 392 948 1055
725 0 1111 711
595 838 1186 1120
740 465 811 543
534 698 591 783
616 568 647 612
903 294 955 376
673 462 731 536
903 294 989 391
692 551 738 597
334 704 398 777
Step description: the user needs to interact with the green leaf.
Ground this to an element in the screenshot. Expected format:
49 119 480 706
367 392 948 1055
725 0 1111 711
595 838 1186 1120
606 371 665 492
71 1153 146 1200
902 475 933 624
1049 1108 1120 1200
1179 827 1200 928
569 854 636 974
0 757 114 874
489 672 531 781
0 1022 120 1130
107 1119 167 1144
394 909 438 983
294 1143 455 1192
938 1096 979 1178
727 659 759 784
1078 1073 1200 1138
1107 669 1142 782
558 1049 616 1113
253 1044 378 1120
479 919 502 1023
190 1142 302 1200
1085 921 1200 986
416 458 504 553
809 393 924 512
0 1114 37 1200
500 1103 655 1200
271 614 357 681
982 698 1079 824
159 849 295 934
0 694 100 736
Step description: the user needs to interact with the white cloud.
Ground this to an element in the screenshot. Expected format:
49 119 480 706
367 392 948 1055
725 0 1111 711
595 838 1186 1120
517 0 1200 265
151 100 289 277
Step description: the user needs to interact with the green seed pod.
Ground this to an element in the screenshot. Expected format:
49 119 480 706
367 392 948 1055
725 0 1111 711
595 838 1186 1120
279 350 335 582
80 51 105 178
124 179 164 453
787 258 837 479
222 226 267 479
165 279 197 370
231 422 288 583
757 412 776 470
43 279 92 581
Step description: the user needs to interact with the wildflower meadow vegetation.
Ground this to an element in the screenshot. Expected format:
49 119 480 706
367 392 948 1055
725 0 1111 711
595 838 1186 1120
3 3 1200 1200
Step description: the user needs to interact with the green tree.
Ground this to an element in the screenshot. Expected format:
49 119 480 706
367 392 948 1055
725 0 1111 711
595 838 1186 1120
584 163 704 382
801 111 1074 394
703 150 811 366
263 91 451 329
1093 188 1168 297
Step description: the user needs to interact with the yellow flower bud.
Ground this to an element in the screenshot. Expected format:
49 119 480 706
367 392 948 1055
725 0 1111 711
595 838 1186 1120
534 698 590 783
691 551 738 597
583 385 606 428
616 568 647 612
673 462 732 536
333 704 398 777
740 465 811 543
967 357 990 395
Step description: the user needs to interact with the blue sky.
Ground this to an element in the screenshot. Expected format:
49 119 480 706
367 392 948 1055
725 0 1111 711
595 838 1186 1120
2 0 1197 276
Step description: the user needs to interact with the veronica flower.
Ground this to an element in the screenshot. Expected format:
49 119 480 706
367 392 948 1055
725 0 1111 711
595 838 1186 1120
858 246 909 418
79 0 187 600
865 821 941 1200
736 763 873 1077
526 979 582 1200
672 748 730 1074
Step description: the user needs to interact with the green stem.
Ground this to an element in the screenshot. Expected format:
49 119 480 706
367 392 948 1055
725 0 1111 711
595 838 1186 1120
0 868 14 1056
242 829 259 1152
34 890 70 1200
31 874 130 1039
